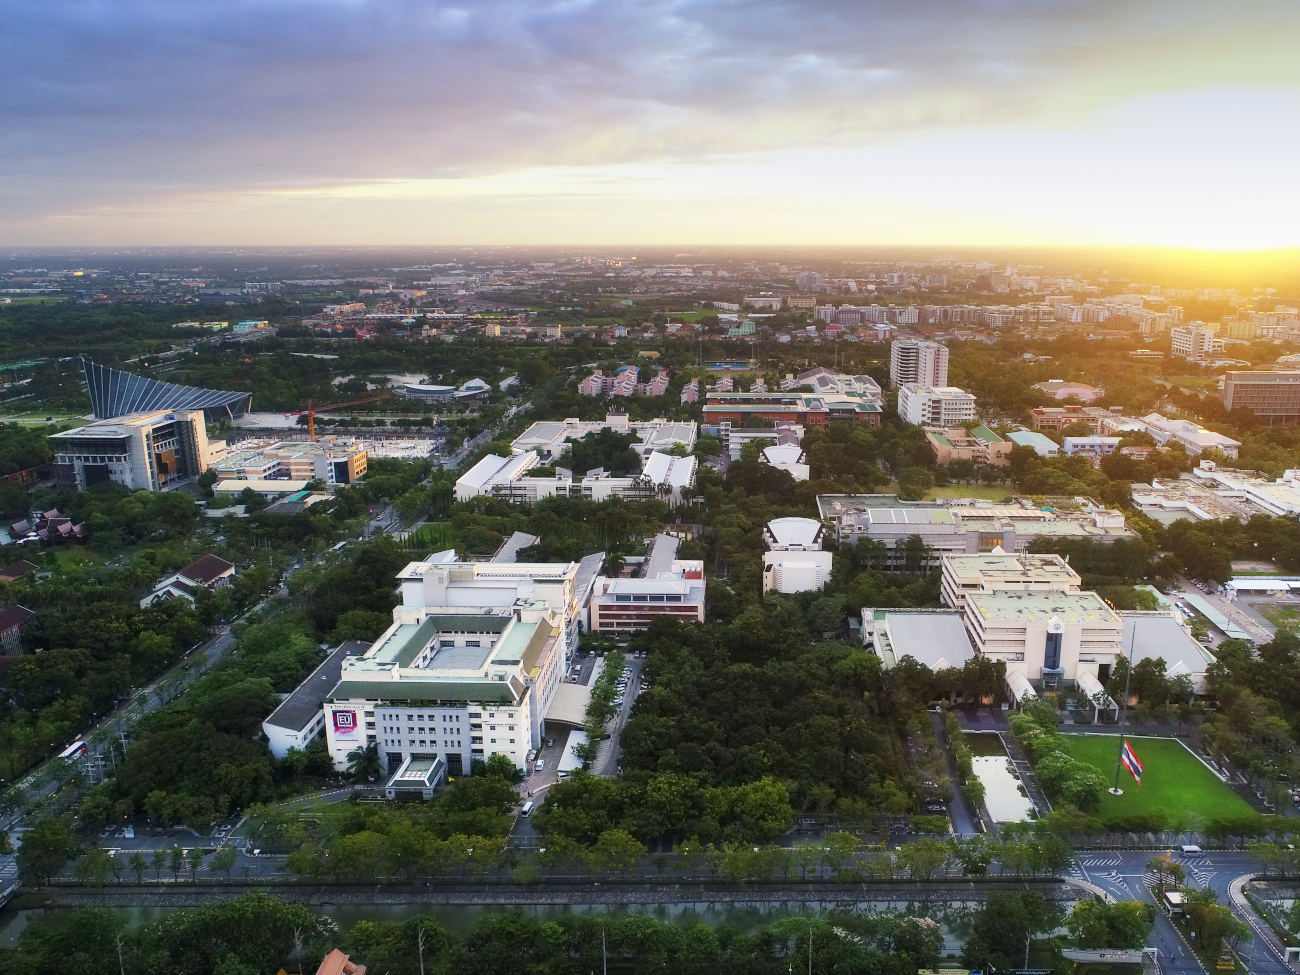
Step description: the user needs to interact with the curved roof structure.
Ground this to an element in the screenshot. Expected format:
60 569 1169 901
83 359 251 421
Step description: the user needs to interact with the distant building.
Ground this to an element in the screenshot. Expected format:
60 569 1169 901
1170 323 1223 361
818 494 1133 568
589 561 706 633
51 409 218 491
703 391 882 428
1138 413 1239 459
1063 435 1122 458
402 378 490 403
890 339 949 388
762 518 832 594
1222 370 1300 425
1033 379 1104 402
897 384 976 427
1006 430 1060 457
927 425 1011 467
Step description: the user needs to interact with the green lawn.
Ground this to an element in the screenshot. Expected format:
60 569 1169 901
1055 735 1254 828
1262 607 1300 634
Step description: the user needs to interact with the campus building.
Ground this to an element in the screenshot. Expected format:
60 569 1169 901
897 384 976 427
51 409 220 491
817 494 1134 568
589 536 705 633
926 426 1011 467
762 517 832 594
863 551 1214 707
81 358 251 422
511 415 697 461
212 438 367 485
454 449 697 505
889 339 949 388
1222 370 1300 425
703 390 882 428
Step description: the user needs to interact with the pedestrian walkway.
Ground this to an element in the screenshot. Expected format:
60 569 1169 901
997 731 1052 815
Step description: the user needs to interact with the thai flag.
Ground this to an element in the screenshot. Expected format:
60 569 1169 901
1121 740 1144 786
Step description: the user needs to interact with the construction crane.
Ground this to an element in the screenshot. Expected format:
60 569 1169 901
288 394 389 441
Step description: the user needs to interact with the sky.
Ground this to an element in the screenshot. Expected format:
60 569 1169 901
4 0 1300 249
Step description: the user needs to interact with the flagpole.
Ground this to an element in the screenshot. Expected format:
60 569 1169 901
1110 614 1136 796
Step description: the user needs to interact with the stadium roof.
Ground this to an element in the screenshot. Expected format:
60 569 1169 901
82 358 251 421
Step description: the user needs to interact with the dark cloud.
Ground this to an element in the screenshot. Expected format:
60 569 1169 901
1 0 1297 224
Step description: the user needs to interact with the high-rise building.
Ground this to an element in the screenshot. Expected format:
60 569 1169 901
1223 370 1300 425
890 339 949 387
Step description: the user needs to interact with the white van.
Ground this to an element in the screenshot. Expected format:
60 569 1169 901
521 800 535 816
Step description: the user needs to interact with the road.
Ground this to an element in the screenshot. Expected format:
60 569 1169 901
1072 847 1294 974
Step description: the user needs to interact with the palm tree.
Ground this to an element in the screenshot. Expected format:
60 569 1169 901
345 742 382 783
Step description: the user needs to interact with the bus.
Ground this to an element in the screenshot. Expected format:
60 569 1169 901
57 740 86 760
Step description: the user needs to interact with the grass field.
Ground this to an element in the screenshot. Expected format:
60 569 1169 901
1055 735 1254 828
1261 606 1300 634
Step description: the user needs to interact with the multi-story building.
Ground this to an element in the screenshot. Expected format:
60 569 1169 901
926 425 1011 467
1028 405 1116 432
897 384 976 427
889 339 949 387
51 409 218 491
1223 370 1300 425
794 271 822 292
323 600 565 783
212 438 367 485
1063 436 1122 459
454 449 697 505
589 541 705 633
939 552 1080 608
703 391 882 428
864 551 1213 707
1138 413 1240 458
818 494 1134 568
762 517 832 594
511 415 696 461
1170 323 1224 361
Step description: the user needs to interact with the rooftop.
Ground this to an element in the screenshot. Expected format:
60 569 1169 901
863 609 975 670
967 590 1120 625
265 639 369 733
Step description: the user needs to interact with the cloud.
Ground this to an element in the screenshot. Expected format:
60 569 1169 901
2 0 1298 240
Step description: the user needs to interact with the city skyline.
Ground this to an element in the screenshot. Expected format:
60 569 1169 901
4 0 1299 249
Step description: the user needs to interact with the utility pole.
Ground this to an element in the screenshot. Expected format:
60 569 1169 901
418 925 426 975
602 927 607 975
116 933 126 975
1111 616 1136 795
808 924 813 975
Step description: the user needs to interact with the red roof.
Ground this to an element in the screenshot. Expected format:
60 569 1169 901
179 554 235 587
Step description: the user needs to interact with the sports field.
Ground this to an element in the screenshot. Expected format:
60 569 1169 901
1055 735 1255 828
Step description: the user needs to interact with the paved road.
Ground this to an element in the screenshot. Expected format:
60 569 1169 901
1071 848 1293 975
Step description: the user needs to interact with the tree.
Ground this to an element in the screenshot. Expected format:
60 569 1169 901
128 851 147 883
964 891 1061 970
169 844 185 881
1068 897 1155 949
210 846 238 878
76 847 112 887
16 816 78 885
152 847 167 880
1147 855 1185 897
187 845 204 881
345 742 382 783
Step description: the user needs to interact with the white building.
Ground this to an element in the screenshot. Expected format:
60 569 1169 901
1139 413 1240 459
897 384 977 427
511 414 697 461
455 449 697 505
762 517 832 594
890 339 949 388
1170 324 1223 361
762 442 810 481
939 552 1080 608
51 409 219 491
589 540 706 633
1063 436 1122 458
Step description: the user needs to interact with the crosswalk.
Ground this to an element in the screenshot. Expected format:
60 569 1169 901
1079 855 1123 867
